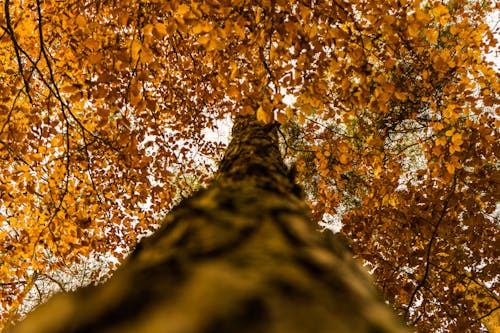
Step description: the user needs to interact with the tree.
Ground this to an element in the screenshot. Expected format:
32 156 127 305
8 115 410 333
0 0 498 332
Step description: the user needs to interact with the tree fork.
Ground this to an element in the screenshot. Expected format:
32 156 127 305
11 116 408 333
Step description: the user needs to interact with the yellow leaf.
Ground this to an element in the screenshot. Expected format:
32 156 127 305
197 34 211 46
118 13 130 26
308 24 318 39
373 165 383 177
226 86 240 99
449 144 461 153
436 136 447 146
432 145 442 156
154 23 167 37
233 24 246 40
88 54 103 64
297 112 305 125
339 154 349 165
302 103 313 115
453 284 466 293
431 4 449 18
175 4 190 17
51 135 63 146
18 164 30 173
140 47 154 63
229 62 238 80
451 133 463 145
433 122 444 131
408 23 421 38
130 40 142 60
255 7 263 24
83 38 100 50
61 85 79 93
75 15 87 27
166 22 177 35
415 9 430 24
256 106 271 123
445 162 455 175
192 23 213 34
394 91 407 101
207 37 225 51
130 91 143 106
241 105 254 115
143 24 154 35
424 29 439 45
431 3 450 25
276 111 286 124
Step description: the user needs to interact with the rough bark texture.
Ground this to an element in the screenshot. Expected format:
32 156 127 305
11 117 409 333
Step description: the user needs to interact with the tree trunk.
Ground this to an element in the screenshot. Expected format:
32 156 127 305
11 117 408 333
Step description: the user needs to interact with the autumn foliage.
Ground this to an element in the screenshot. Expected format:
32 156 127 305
0 0 498 332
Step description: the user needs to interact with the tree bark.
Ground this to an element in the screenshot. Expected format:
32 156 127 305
11 117 408 333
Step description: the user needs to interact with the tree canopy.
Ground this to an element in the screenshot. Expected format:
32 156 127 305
0 0 498 332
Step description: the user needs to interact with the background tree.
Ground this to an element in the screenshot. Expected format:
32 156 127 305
0 0 498 332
